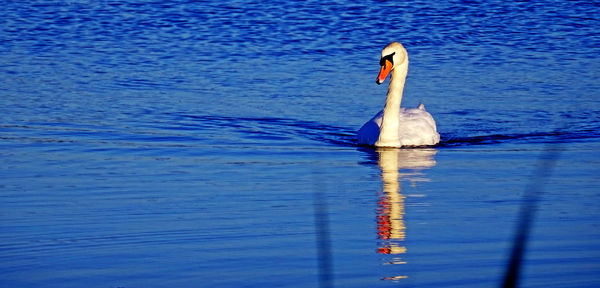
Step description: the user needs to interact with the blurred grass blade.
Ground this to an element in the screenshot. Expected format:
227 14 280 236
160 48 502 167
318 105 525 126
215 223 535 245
314 177 334 288
502 144 563 288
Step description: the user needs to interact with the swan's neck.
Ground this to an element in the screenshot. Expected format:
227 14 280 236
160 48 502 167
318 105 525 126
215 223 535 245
376 61 408 147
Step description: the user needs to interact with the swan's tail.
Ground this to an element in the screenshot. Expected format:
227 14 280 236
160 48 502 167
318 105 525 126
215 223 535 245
418 103 425 110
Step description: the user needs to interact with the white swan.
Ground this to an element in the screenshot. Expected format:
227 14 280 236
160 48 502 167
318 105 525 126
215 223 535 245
357 42 440 147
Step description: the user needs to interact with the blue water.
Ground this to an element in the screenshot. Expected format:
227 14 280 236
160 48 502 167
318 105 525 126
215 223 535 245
2 1 599 287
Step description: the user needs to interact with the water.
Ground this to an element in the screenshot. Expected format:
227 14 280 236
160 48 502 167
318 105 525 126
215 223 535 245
1 1 599 287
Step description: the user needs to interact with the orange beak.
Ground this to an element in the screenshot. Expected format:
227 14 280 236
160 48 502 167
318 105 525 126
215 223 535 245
376 59 393 85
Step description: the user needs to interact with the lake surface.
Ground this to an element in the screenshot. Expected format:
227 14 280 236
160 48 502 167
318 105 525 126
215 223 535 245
1 1 599 287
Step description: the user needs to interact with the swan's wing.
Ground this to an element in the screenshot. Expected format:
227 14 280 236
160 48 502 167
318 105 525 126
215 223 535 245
397 108 440 146
357 110 383 146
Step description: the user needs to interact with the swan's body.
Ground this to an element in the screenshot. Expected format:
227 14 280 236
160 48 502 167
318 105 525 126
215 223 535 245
358 104 439 147
357 42 440 147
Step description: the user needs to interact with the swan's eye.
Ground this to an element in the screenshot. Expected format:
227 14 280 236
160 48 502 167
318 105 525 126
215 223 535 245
379 52 395 67
379 57 386 66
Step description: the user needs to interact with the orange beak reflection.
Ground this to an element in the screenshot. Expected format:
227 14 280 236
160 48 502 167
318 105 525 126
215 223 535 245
376 59 393 85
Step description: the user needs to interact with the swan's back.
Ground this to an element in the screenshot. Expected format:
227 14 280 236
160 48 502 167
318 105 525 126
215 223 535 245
357 104 440 147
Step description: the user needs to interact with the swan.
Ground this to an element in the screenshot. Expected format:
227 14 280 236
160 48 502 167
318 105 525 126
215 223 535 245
357 42 440 147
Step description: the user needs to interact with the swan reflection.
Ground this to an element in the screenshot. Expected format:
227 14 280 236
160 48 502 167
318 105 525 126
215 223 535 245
374 147 437 279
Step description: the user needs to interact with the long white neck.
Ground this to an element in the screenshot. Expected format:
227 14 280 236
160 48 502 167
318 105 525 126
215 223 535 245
376 60 408 147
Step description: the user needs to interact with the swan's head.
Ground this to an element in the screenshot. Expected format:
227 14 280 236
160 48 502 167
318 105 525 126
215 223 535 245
376 42 408 85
